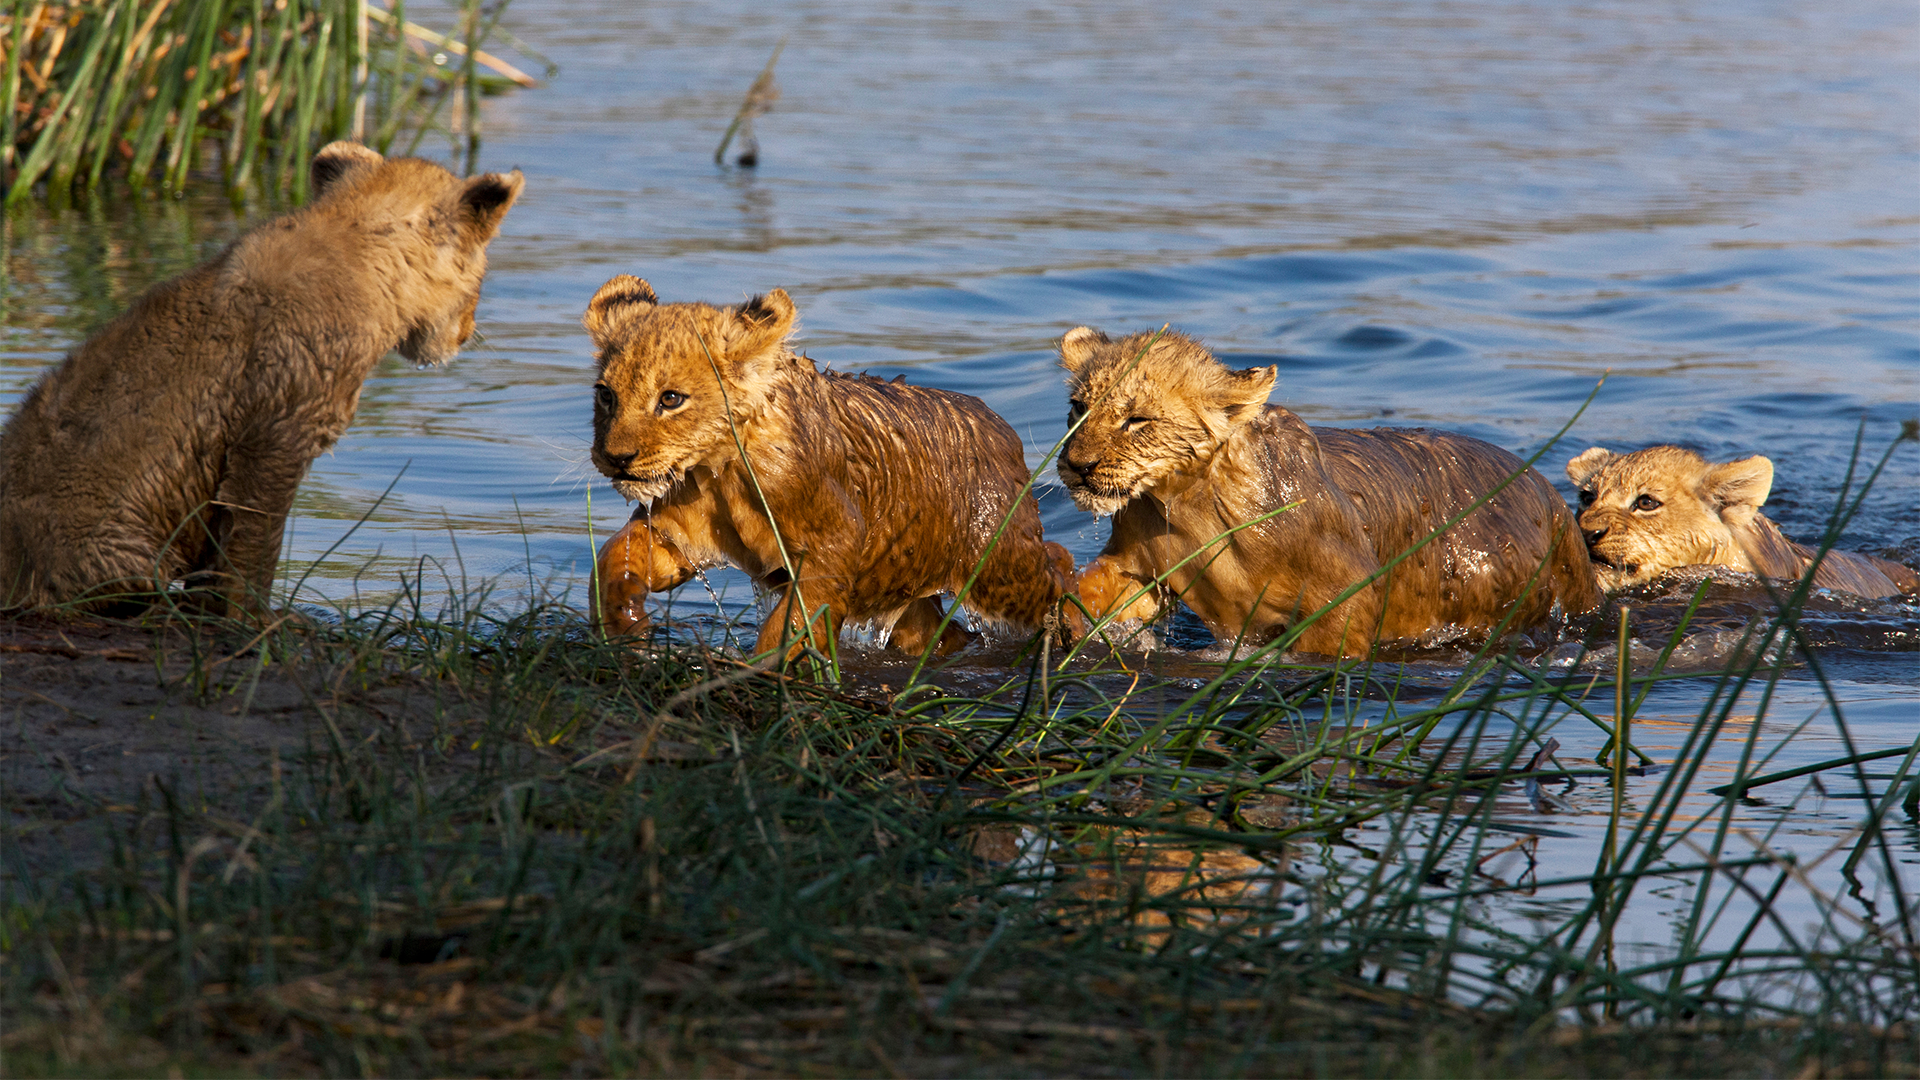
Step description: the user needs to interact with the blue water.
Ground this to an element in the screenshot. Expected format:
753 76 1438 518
3 0 1917 980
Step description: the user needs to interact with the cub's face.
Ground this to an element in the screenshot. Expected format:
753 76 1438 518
1055 327 1276 515
306 142 523 366
1566 445 1774 589
583 276 796 504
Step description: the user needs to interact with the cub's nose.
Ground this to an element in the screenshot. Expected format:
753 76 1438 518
1064 455 1101 478
600 450 637 475
1582 526 1608 547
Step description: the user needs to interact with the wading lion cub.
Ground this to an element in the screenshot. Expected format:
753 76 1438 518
1567 445 1919 598
586 277 1073 658
1058 328 1599 657
0 143 522 618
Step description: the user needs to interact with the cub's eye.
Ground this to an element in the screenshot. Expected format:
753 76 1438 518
1123 416 1155 432
593 384 615 411
1578 489 1595 506
1068 399 1087 420
1633 494 1663 512
657 390 687 412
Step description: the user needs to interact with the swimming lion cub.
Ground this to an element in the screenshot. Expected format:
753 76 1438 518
0 143 522 617
1567 445 1918 598
586 277 1073 657
1057 328 1599 657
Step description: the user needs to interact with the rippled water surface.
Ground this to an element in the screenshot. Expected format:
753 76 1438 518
4 0 1917 983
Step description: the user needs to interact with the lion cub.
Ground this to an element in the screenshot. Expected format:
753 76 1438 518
1567 445 1918 598
1057 328 1599 657
585 277 1073 658
0 143 522 618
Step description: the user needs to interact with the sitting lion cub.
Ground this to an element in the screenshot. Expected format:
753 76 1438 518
1058 328 1599 657
0 143 522 618
586 277 1073 658
1567 445 1918 598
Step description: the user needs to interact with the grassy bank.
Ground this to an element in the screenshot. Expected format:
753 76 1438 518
2 0 544 207
2 566 1915 1076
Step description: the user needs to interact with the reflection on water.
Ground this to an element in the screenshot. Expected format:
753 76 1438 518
1 189 243 343
955 666 1918 1010
722 170 778 254
969 816 1283 944
2 0 1915 991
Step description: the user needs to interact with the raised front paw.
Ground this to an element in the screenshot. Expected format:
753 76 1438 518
889 596 977 657
595 569 653 639
1073 558 1162 629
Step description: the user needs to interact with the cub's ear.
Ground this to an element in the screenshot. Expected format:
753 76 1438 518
1566 447 1613 486
728 288 799 358
1705 455 1773 519
1058 326 1108 376
1218 365 1277 422
583 275 659 344
310 141 383 198
459 169 525 240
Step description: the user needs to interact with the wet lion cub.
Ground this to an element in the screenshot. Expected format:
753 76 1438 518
0 143 522 618
1567 445 1918 597
1058 328 1599 657
586 277 1073 657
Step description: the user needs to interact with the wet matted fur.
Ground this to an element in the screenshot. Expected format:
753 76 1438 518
585 277 1073 658
0 143 522 618
1567 445 1918 598
1056 328 1599 657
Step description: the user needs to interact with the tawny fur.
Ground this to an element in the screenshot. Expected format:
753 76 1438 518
1567 445 1918 598
1057 327 1600 657
0 143 522 618
586 277 1073 658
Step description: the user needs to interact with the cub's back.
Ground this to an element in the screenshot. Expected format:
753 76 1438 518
0 263 243 536
1311 426 1574 552
1738 514 1919 598
816 371 1033 547
1309 425 1597 621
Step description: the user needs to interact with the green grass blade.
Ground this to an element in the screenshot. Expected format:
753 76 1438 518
163 0 227 191
5 2 122 205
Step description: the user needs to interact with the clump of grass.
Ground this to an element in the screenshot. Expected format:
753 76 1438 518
3 525 1915 1075
3 421 1914 1074
1 0 549 208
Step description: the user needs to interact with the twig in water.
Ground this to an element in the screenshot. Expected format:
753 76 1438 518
714 39 784 167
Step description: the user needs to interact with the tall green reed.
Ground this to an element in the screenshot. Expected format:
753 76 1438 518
1 0 547 208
